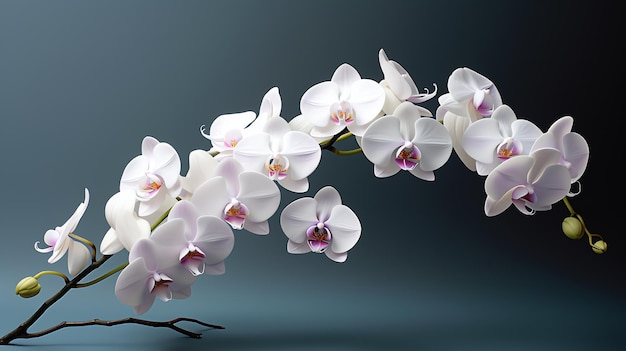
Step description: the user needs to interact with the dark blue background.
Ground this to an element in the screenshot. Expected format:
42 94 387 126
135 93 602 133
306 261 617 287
1 1 623 350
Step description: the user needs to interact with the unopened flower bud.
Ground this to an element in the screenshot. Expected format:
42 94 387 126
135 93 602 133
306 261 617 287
591 240 607 254
15 277 41 298
562 217 583 240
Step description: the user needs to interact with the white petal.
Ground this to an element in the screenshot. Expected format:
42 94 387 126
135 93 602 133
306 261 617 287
141 136 159 159
531 164 572 207
326 205 361 253
278 176 309 193
412 118 452 172
361 116 404 166
195 215 235 264
461 118 502 164
280 197 318 243
331 63 361 94
287 240 311 254
116 211 151 253
281 131 322 180
484 187 516 217
300 81 339 127
100 227 125 255
349 79 385 125
374 162 400 178
233 133 272 173
181 150 218 195
215 157 244 196
325 250 348 263
152 142 181 189
168 200 200 239
243 220 270 235
562 132 589 182
485 156 533 200
190 177 232 217
237 171 281 222
313 186 342 223
67 240 91 276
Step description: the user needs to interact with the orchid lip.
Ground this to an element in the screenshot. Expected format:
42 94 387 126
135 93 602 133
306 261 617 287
223 199 249 230
306 223 332 253
330 101 355 125
394 142 421 170
265 154 289 180
496 138 522 161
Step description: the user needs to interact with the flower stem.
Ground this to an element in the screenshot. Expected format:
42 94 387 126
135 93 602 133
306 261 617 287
33 271 70 284
0 254 113 345
562 196 605 252
75 262 128 288
327 146 363 156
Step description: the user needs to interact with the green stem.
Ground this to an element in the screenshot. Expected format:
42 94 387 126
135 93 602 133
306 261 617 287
327 146 362 156
75 262 129 288
562 196 605 251
69 233 97 262
33 271 70 284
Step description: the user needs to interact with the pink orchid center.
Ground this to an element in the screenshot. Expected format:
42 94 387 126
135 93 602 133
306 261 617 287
265 154 289 180
149 272 173 302
330 101 355 125
496 137 522 161
223 199 249 230
137 173 163 199
306 222 332 253
223 129 243 149
394 141 421 170
179 243 207 276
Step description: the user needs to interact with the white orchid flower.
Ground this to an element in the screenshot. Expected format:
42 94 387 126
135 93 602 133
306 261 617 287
149 200 235 276
190 158 281 235
99 190 151 255
436 67 504 171
361 102 452 180
120 136 182 217
280 186 361 263
461 104 543 175
35 188 91 276
378 48 437 116
200 87 282 160
300 63 385 138
530 116 589 189
484 148 572 217
233 116 321 193
179 149 219 199
115 238 197 315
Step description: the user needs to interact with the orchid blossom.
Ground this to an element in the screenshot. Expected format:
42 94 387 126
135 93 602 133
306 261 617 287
179 149 219 199
530 116 589 190
461 104 543 175
190 157 281 235
436 67 503 171
280 186 361 263
119 136 182 217
233 116 321 193
361 102 453 180
114 238 198 315
99 190 151 255
148 200 235 276
378 48 437 116
200 87 282 160
300 63 385 138
484 148 572 216
34 188 91 276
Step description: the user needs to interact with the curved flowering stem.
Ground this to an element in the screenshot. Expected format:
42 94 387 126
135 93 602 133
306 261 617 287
9 317 223 341
69 233 97 262
561 197 607 253
326 146 362 156
319 128 351 150
75 262 128 288
33 270 70 284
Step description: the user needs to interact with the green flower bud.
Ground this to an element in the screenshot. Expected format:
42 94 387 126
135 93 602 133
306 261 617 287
15 277 41 298
562 217 584 240
592 240 607 254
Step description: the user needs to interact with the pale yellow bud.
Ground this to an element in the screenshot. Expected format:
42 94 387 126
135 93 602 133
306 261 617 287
562 217 584 240
592 240 607 254
15 277 41 298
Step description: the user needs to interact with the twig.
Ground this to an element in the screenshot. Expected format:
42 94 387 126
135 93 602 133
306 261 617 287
9 317 224 341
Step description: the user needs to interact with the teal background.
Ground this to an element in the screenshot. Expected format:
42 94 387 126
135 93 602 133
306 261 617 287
0 1 623 350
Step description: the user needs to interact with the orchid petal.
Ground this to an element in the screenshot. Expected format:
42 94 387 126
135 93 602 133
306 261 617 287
349 79 385 125
280 197 318 243
67 240 90 276
412 118 453 172
300 81 339 127
324 250 348 263
313 186 342 223
237 171 281 222
281 131 322 180
287 240 311 254
326 205 361 254
331 63 361 94
361 116 404 166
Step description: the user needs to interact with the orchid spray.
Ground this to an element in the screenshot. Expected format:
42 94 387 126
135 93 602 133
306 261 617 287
0 49 604 345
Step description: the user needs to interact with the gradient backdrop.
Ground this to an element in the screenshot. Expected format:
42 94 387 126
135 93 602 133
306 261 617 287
0 1 623 350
